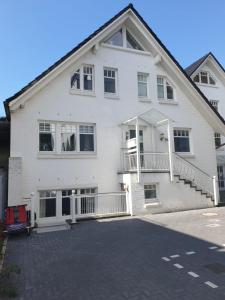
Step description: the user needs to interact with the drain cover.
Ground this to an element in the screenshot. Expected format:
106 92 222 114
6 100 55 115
204 263 225 274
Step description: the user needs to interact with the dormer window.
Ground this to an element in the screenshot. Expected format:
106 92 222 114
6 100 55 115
193 71 216 85
71 64 94 92
104 27 144 51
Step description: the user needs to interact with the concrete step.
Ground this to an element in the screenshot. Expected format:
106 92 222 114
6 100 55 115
36 221 71 233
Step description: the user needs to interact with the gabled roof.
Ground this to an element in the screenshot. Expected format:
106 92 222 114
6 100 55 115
3 4 225 128
185 52 225 76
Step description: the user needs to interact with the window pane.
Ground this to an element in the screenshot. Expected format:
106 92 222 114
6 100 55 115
174 137 190 152
83 66 93 91
71 70 80 89
193 74 199 82
145 189 156 199
62 197 71 216
209 76 215 85
138 82 147 97
105 29 123 47
104 77 116 93
126 30 143 50
61 133 75 151
200 72 208 84
39 133 54 151
166 83 173 100
40 198 56 218
157 85 164 99
80 134 94 151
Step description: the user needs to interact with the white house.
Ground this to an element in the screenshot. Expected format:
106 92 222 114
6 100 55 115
4 4 225 227
186 53 225 204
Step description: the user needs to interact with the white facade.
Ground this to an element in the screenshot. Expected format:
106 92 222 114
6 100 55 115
5 5 225 225
188 54 225 201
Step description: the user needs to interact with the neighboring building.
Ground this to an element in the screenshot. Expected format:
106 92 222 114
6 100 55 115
0 117 10 219
186 52 225 203
3 4 225 227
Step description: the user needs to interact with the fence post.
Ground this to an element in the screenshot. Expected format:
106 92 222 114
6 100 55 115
71 190 77 223
213 175 219 206
30 192 35 227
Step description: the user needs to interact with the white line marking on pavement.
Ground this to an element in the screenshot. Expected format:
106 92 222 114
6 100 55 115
186 251 196 255
217 248 225 252
188 271 199 278
174 263 183 269
206 224 221 227
170 254 180 258
204 281 218 289
208 246 218 250
162 257 170 262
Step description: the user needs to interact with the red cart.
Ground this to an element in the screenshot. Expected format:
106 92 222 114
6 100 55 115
4 205 31 235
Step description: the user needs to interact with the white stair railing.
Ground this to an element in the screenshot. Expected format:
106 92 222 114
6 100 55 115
173 153 214 197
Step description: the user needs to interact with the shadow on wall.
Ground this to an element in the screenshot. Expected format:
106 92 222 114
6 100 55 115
4 216 225 299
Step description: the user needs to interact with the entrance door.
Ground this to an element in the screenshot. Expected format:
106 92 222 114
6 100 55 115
126 129 144 167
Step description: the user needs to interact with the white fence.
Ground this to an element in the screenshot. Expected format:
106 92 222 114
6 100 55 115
75 192 128 218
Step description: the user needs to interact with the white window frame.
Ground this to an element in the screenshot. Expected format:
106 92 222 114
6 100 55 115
39 122 56 153
157 76 175 102
39 190 57 219
144 183 158 204
103 67 118 97
173 128 193 155
214 132 221 148
103 26 145 53
70 64 95 94
193 71 216 86
137 72 150 100
38 121 96 156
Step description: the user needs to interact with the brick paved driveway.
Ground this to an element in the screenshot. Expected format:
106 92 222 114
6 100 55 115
5 207 225 300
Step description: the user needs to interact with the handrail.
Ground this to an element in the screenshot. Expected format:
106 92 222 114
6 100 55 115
173 152 212 179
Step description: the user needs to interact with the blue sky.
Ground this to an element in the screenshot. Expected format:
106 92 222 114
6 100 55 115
1 0 225 116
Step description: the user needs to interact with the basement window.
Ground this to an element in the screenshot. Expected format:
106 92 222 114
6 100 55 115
144 184 157 203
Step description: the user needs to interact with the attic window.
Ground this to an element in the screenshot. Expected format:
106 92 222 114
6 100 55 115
71 64 94 92
126 30 143 50
104 28 144 51
105 29 123 47
193 71 216 85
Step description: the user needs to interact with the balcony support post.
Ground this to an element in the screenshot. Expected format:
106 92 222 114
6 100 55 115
167 119 174 182
136 118 141 183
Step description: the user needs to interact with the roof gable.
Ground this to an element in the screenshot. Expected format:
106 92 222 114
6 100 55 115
3 4 225 132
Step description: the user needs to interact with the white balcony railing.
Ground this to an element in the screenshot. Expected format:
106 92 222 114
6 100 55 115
123 152 169 172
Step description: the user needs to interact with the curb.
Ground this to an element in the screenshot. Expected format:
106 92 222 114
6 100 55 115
0 237 8 273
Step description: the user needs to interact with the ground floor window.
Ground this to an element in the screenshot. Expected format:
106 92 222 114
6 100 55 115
217 166 225 189
39 191 56 218
62 190 72 216
144 184 157 204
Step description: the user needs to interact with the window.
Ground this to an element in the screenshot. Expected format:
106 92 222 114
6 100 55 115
39 191 56 218
104 28 144 51
217 166 225 189
126 30 143 50
210 100 218 111
71 65 94 91
137 73 148 98
104 68 117 94
79 125 94 151
215 133 221 148
61 124 76 152
193 71 216 85
104 29 123 47
39 122 55 152
174 129 190 152
39 122 96 155
157 76 174 100
144 184 157 203
62 190 71 216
